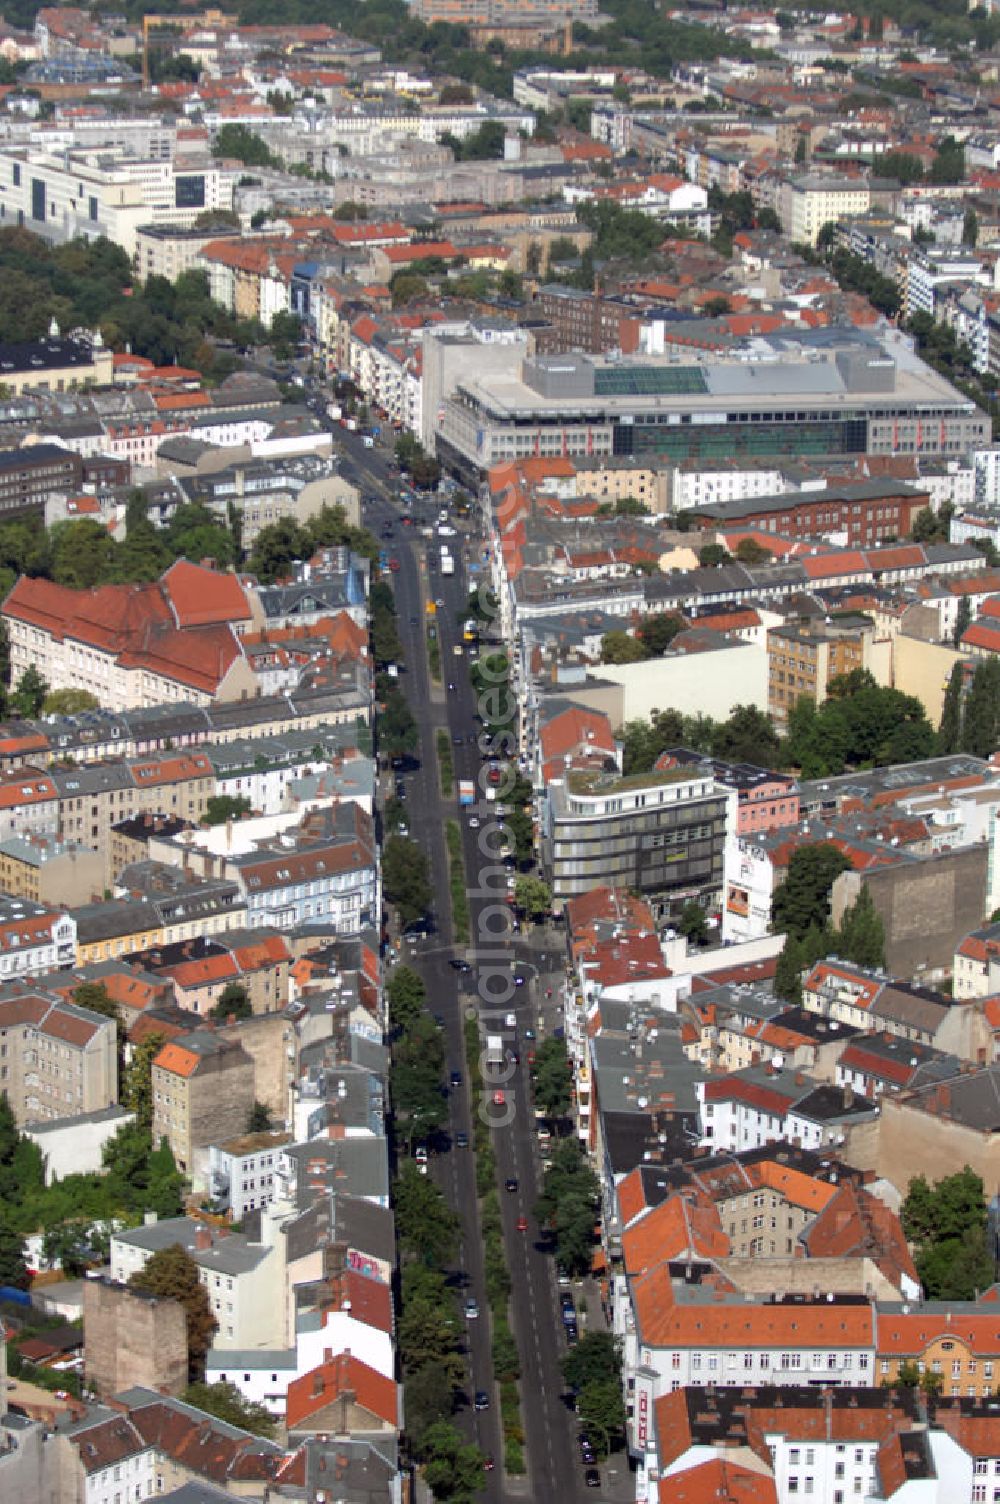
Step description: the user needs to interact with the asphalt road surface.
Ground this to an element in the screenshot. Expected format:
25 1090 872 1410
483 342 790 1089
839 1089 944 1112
339 424 606 1504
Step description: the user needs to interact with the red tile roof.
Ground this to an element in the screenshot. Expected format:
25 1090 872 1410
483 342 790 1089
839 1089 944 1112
285 1352 398 1429
161 560 252 629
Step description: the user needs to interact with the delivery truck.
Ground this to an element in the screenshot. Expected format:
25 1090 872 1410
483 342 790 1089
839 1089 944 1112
459 779 475 806
485 1035 503 1069
441 552 455 576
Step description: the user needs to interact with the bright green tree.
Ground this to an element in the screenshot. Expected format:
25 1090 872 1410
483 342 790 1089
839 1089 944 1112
513 874 552 920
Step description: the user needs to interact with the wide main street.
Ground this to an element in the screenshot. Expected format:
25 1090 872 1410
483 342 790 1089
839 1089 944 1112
338 423 607 1504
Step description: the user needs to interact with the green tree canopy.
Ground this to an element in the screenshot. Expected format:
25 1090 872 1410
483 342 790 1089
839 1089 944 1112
387 965 428 1032
771 843 852 941
531 1036 572 1119
902 1167 995 1299
211 981 251 1022
41 688 100 716
394 1164 460 1266
382 835 431 926
202 794 253 826
183 1381 275 1436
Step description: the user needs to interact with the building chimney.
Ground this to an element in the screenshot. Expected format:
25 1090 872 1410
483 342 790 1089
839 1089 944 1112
193 1224 212 1252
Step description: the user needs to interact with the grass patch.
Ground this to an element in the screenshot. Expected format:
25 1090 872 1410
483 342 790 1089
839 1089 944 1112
427 628 441 682
436 730 454 797
445 819 469 943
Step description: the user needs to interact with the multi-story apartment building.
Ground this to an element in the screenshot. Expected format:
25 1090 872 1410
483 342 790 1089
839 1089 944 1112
110 1214 285 1350
767 615 874 727
540 760 727 916
208 1129 292 1220
660 748 799 838
692 478 930 546
777 173 871 245
3 561 258 711
0 989 116 1124
0 832 102 906
134 222 241 283
0 896 76 979
151 1031 255 1183
52 751 216 883
0 441 82 518
161 803 379 935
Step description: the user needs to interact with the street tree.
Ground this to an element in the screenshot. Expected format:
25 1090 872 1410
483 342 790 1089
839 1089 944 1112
387 966 427 1032
393 1016 448 1146
420 1420 485 1499
531 1037 572 1119
394 1164 460 1266
513 875 552 920
561 1331 623 1393
577 1377 626 1459
382 835 432 926
129 1243 217 1379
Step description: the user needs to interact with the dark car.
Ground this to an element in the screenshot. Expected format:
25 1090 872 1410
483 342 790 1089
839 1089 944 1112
450 1071 462 1088
585 1468 600 1488
504 1176 518 1192
449 957 471 972
456 1131 469 1147
474 1390 490 1411
566 1321 579 1345
560 1294 576 1320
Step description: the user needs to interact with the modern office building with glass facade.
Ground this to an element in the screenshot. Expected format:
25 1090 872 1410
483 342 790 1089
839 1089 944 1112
435 326 991 483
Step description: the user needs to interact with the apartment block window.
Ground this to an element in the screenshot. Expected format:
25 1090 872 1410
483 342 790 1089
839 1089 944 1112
977 1461 989 1475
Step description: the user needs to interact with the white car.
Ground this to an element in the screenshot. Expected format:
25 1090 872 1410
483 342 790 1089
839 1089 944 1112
468 816 480 829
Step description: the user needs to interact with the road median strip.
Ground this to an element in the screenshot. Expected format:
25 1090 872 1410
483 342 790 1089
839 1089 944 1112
436 729 454 797
464 1016 527 1475
446 820 470 945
